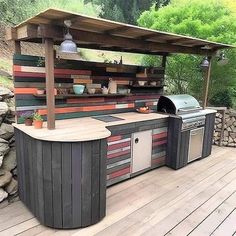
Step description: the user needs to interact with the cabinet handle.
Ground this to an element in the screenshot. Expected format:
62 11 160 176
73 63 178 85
135 138 139 144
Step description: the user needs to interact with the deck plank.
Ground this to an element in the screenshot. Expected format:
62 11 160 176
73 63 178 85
0 146 235 236
211 209 236 236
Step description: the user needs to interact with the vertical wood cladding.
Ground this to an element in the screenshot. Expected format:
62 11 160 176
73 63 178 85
202 112 216 158
106 118 168 186
15 128 107 229
14 54 165 123
166 116 190 170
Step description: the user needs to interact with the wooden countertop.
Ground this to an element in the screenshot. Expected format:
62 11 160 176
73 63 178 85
13 112 169 142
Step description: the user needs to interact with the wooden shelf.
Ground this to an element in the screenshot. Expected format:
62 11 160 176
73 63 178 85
130 85 165 88
33 93 133 99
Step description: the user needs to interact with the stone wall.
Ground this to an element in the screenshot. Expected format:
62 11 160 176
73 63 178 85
0 87 18 207
213 108 236 147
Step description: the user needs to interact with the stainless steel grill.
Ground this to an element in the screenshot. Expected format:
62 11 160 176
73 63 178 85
157 94 208 164
157 94 207 131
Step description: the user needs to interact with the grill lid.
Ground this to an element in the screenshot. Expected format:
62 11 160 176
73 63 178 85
157 94 201 115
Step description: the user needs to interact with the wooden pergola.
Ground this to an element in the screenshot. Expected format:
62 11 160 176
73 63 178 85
6 8 234 129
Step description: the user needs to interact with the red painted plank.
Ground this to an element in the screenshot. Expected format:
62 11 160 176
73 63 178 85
14 88 38 94
13 71 71 79
67 98 105 104
107 141 131 151
38 103 134 115
152 156 166 165
153 132 167 140
107 135 122 142
108 167 130 179
152 139 167 147
107 149 130 159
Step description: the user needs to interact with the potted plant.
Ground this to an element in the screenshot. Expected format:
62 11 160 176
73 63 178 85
33 112 44 129
21 112 34 126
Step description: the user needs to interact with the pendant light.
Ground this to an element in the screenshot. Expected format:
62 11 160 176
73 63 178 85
59 20 78 54
217 52 229 66
200 57 210 69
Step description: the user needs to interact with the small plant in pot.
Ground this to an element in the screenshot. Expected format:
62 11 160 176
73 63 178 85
33 112 44 129
21 112 34 126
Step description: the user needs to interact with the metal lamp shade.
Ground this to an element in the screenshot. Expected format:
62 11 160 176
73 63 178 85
217 53 229 66
200 57 210 68
59 33 78 54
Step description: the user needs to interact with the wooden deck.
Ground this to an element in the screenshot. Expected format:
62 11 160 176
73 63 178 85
0 146 236 236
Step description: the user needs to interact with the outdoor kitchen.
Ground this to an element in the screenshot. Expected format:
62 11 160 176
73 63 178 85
5 8 234 230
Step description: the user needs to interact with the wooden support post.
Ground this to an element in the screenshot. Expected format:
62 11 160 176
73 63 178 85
14 41 21 54
161 55 167 68
45 38 55 130
202 56 212 109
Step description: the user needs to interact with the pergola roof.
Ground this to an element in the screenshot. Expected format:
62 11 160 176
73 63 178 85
6 8 234 55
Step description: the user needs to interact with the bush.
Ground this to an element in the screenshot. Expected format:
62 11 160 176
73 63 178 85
209 89 234 108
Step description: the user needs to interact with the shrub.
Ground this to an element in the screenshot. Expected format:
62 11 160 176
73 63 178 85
209 89 234 108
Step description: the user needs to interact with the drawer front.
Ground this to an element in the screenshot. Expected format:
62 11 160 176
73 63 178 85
106 134 131 186
152 127 168 168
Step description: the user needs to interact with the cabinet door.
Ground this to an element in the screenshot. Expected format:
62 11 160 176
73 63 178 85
131 130 152 173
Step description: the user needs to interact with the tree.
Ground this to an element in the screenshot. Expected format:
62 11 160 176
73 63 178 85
86 0 166 25
0 0 100 25
138 0 236 106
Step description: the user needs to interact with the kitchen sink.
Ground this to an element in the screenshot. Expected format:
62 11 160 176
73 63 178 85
93 115 124 123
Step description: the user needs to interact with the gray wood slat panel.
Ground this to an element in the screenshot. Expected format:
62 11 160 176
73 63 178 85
91 140 101 224
107 153 131 165
179 131 190 168
202 113 216 158
23 134 31 208
81 142 92 227
32 138 39 219
100 139 107 219
42 142 53 226
14 129 23 201
61 143 72 228
71 142 82 227
28 134 35 213
52 142 63 228
35 139 44 224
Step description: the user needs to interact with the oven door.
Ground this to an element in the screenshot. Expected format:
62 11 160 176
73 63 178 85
188 127 204 163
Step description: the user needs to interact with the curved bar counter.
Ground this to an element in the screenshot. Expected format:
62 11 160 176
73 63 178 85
14 112 168 229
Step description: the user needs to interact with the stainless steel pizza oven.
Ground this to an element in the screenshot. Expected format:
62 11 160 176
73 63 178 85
157 94 209 169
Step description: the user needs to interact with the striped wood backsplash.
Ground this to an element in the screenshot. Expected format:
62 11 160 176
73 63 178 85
14 54 165 123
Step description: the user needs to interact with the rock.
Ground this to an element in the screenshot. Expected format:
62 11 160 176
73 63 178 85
0 87 11 96
5 178 17 195
0 123 14 140
0 199 9 208
230 132 236 139
224 130 228 137
12 167 17 176
0 102 8 116
228 143 235 147
0 170 12 187
8 192 19 203
0 138 9 157
4 116 15 125
2 148 16 171
0 155 3 168
0 188 8 202
229 136 234 143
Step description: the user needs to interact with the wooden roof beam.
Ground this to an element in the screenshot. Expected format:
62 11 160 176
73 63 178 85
103 26 129 35
7 24 215 55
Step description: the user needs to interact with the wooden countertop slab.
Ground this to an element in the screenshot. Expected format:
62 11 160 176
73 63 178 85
13 112 168 142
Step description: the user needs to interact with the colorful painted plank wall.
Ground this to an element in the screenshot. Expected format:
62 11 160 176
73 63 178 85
106 125 167 186
14 54 165 123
